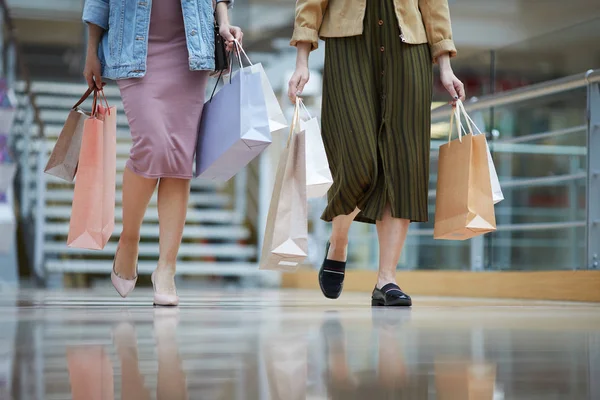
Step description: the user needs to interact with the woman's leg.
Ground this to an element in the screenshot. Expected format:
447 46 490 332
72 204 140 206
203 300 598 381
328 208 360 261
154 177 190 290
375 204 410 289
116 167 158 279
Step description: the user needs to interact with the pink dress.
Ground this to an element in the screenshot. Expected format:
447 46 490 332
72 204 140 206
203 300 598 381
117 0 209 179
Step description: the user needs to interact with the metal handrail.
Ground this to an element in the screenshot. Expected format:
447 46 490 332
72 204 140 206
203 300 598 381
0 0 45 138
431 69 600 123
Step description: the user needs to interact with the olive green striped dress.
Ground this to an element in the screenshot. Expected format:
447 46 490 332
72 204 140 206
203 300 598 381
321 0 433 224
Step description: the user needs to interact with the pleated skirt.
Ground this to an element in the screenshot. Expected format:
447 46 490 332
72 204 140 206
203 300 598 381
321 0 433 224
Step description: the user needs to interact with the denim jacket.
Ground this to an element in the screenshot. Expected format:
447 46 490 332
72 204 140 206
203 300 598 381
82 0 232 80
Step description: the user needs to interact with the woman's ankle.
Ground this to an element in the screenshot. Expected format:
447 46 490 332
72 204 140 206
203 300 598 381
327 238 349 262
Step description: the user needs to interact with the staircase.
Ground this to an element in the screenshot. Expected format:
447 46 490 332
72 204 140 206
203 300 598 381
16 81 260 285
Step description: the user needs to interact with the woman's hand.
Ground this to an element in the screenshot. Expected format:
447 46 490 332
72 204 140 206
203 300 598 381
288 42 312 103
438 53 465 105
83 52 103 90
219 24 243 52
288 65 310 103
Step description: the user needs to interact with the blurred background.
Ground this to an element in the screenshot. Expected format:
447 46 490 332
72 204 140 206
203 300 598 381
0 2 599 400
0 0 599 292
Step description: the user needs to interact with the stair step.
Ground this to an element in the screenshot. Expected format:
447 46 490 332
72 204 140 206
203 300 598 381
40 109 130 127
36 123 131 139
16 81 122 98
44 242 256 258
41 189 230 207
45 260 259 275
44 223 250 240
18 94 124 112
42 206 243 224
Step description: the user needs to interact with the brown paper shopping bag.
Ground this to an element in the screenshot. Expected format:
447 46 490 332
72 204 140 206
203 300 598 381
259 98 308 271
67 90 117 250
434 106 496 240
45 86 96 182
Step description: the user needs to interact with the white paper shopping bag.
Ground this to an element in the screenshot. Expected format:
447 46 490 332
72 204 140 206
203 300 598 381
456 100 504 204
299 100 333 198
235 44 288 134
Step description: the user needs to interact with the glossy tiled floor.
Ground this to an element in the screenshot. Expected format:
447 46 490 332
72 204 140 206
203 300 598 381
1 289 599 400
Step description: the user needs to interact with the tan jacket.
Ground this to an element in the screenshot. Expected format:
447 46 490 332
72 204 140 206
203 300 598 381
290 0 457 62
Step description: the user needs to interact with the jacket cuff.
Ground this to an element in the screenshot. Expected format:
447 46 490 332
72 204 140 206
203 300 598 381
290 26 319 51
216 0 233 9
430 39 457 63
82 0 109 30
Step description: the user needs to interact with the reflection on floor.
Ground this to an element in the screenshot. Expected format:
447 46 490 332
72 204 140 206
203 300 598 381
1 289 599 400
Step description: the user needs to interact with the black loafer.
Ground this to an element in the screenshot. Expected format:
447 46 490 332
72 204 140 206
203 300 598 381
371 283 412 307
318 242 346 299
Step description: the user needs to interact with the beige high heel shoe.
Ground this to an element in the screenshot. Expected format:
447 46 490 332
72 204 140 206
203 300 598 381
111 247 138 298
151 270 179 307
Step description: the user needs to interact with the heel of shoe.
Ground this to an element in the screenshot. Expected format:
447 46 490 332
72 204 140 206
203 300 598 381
371 298 384 307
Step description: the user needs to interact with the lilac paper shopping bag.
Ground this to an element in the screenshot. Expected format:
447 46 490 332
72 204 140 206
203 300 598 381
195 66 271 181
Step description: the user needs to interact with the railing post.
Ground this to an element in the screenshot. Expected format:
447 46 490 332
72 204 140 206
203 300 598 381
20 106 33 218
234 166 247 223
34 138 47 282
586 80 600 269
5 41 16 87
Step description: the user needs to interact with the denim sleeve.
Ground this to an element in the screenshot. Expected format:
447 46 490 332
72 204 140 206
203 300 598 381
82 0 110 30
216 0 234 9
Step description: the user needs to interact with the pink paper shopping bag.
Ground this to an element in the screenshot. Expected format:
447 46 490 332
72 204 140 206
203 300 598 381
67 90 116 250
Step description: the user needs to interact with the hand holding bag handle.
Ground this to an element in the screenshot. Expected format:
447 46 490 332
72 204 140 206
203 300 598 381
72 82 107 111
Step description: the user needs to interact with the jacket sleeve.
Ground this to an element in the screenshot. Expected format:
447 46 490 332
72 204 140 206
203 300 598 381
216 0 234 9
419 0 457 62
290 0 329 51
82 0 109 30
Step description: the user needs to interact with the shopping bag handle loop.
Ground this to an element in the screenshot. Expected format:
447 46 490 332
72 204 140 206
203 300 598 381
448 105 466 144
73 82 106 110
298 98 312 120
208 41 246 103
456 100 483 135
233 39 253 66
91 87 111 118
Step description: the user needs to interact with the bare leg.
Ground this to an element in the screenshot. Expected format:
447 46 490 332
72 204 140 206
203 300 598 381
154 178 190 292
375 204 410 289
116 167 157 279
328 208 360 261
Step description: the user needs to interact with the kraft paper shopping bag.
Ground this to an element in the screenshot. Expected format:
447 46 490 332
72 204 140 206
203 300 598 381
434 106 496 240
456 100 504 204
67 90 116 250
45 87 96 181
299 100 333 198
260 98 308 271
196 44 271 181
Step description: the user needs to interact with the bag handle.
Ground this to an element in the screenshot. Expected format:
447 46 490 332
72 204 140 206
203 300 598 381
298 98 312 120
287 97 302 147
447 104 466 144
73 84 109 112
208 41 245 102
233 39 253 66
456 100 483 135
91 87 111 118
